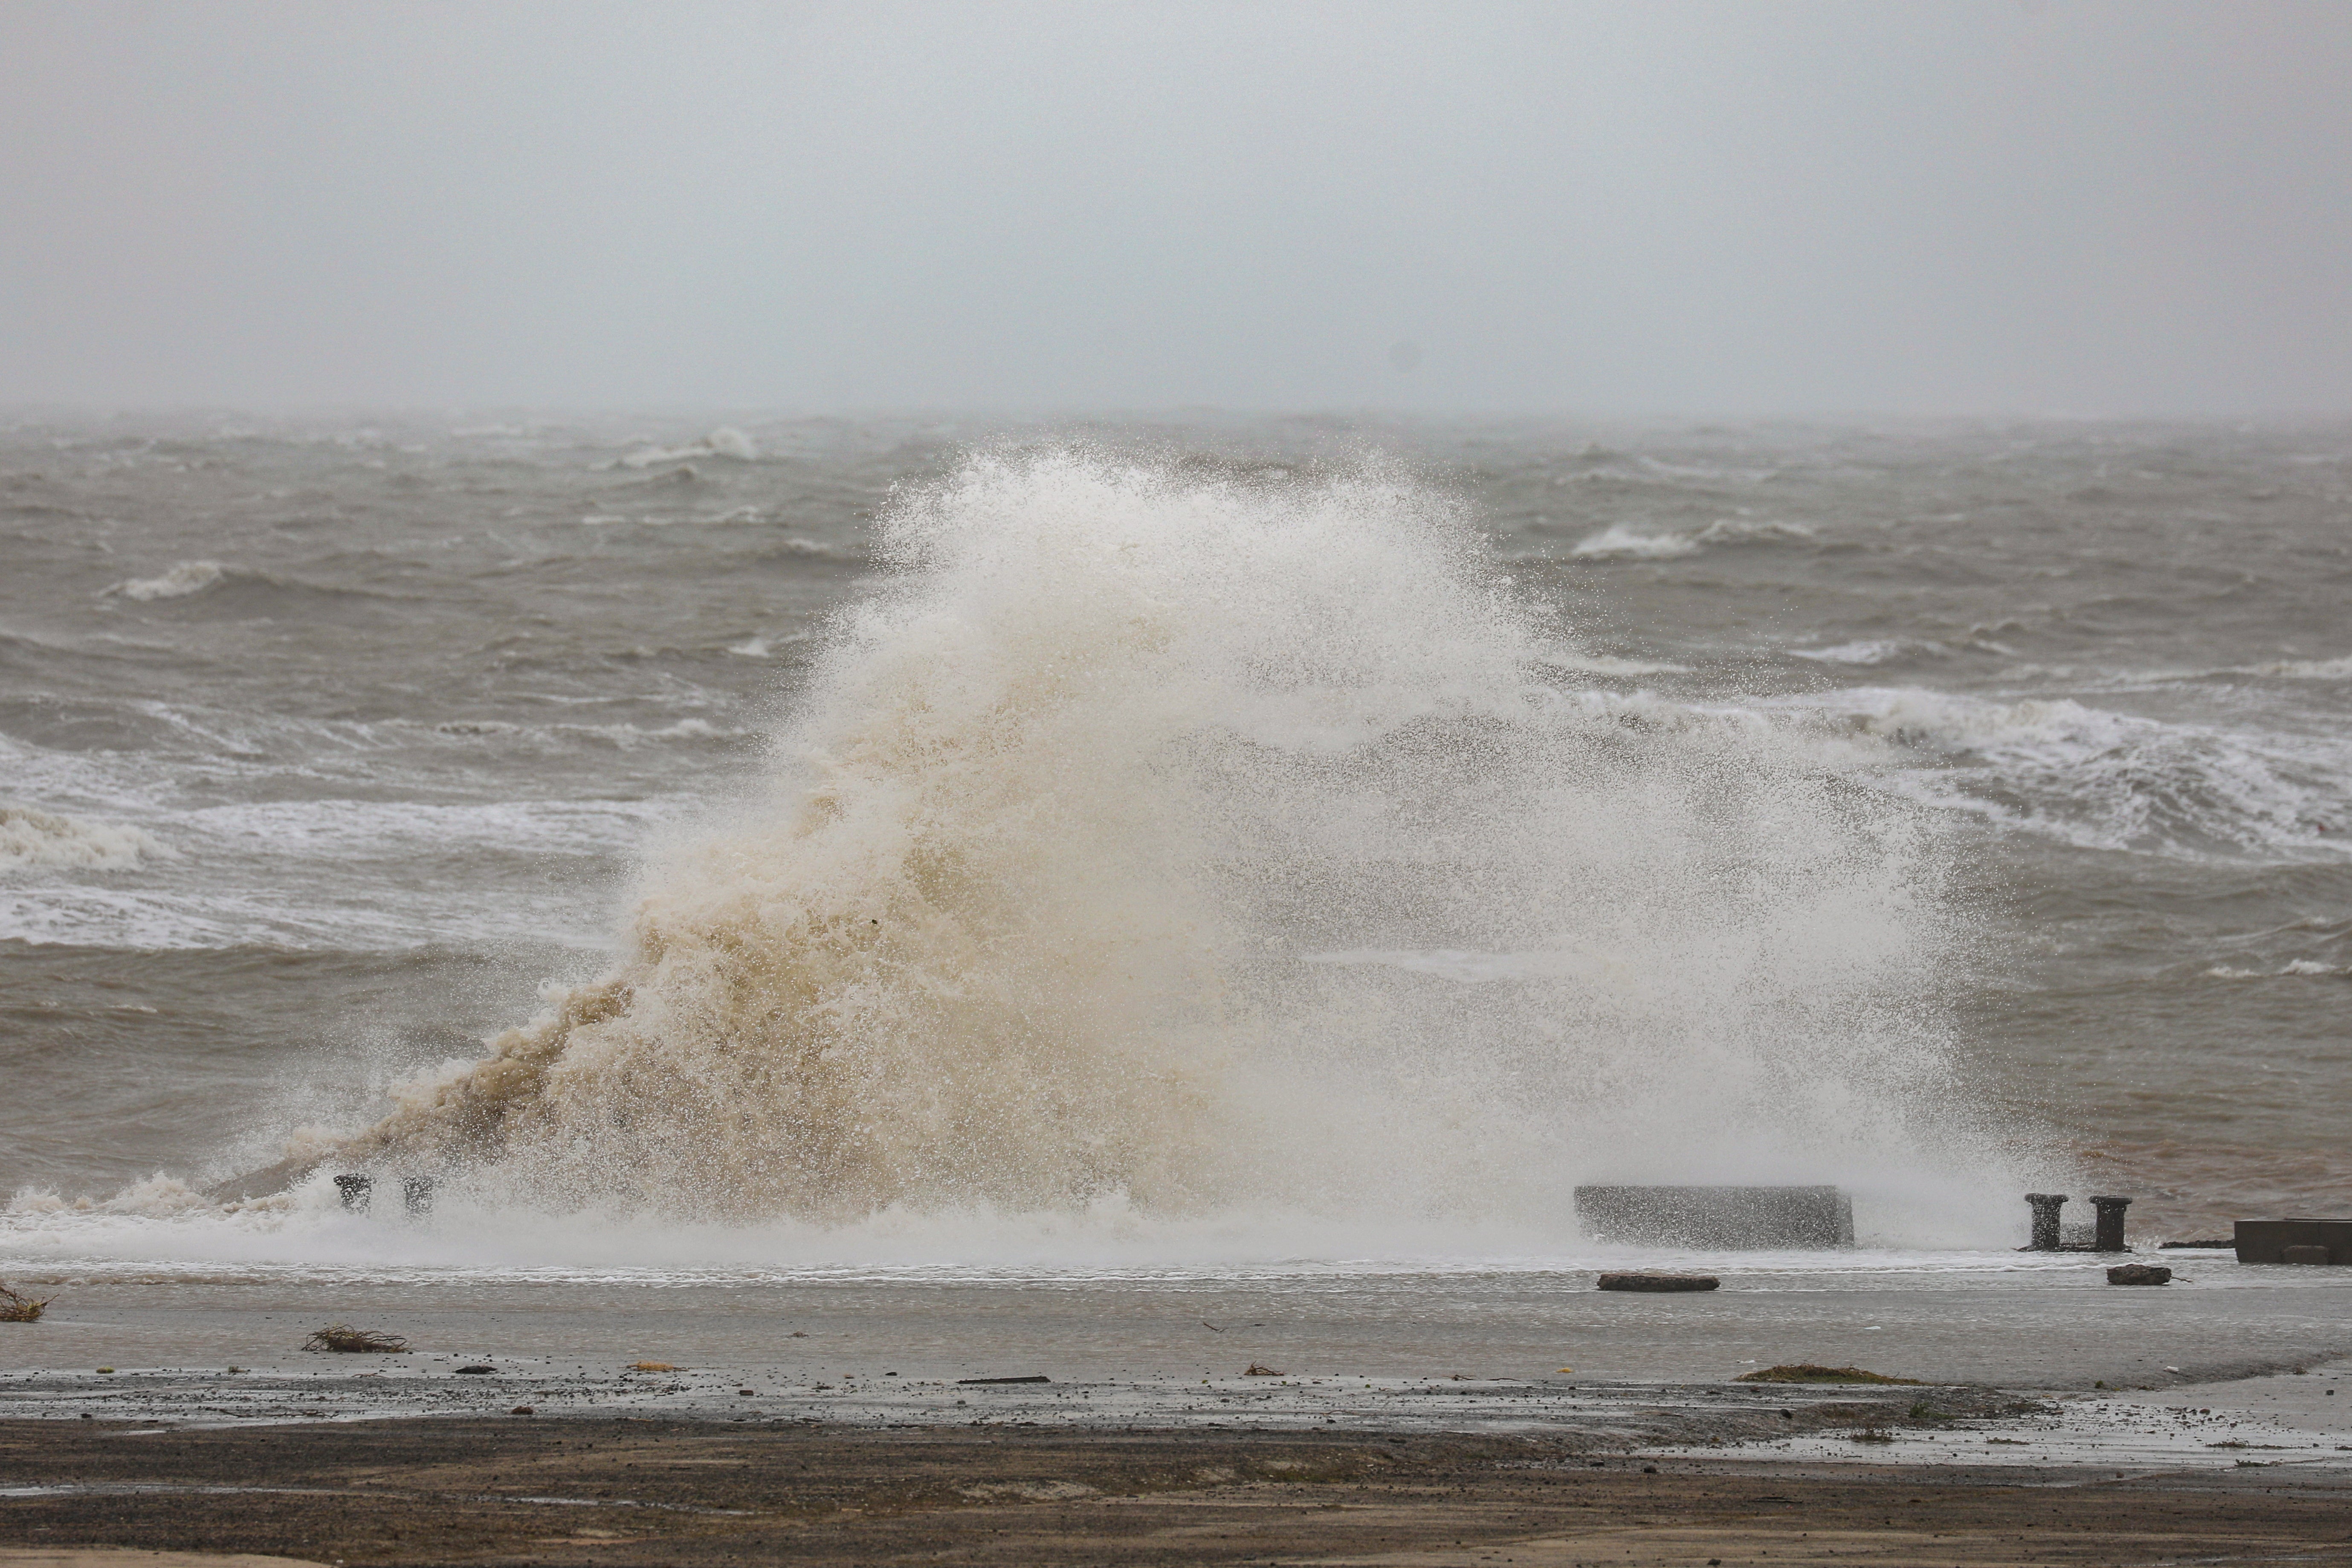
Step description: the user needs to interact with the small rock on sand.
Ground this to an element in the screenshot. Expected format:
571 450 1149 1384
2106 1263 2172 1286
1596 1272 1719 1293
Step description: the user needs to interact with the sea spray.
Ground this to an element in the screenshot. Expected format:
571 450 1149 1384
337 450 2003 1230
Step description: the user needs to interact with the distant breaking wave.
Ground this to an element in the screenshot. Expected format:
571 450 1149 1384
1570 519 1818 560
106 561 224 601
610 426 760 470
2205 959 2349 980
2241 654 2352 681
1783 687 2350 858
0 805 174 872
1790 640 1946 667
329 450 2003 1229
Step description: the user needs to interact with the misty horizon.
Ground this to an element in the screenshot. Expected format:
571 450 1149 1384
6 0 2351 417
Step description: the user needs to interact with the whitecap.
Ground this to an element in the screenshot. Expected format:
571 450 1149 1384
1775 687 2352 859
2244 655 2352 681
613 426 760 469
1533 650 1691 677
0 805 175 872
1565 518 1814 560
1568 524 1698 560
2205 960 2348 980
554 718 740 749
702 426 758 461
106 561 224 601
1790 640 1935 666
1692 518 1817 545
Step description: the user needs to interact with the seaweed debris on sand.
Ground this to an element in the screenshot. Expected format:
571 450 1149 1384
1596 1272 1719 1293
1734 1364 1923 1385
304 1325 410 1354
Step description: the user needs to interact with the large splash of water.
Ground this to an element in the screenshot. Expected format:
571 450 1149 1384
337 452 2008 1234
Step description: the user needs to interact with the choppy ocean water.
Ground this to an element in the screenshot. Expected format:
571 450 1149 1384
3 412 2346 1258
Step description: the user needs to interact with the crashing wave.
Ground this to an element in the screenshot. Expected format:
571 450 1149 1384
324 451 1998 1226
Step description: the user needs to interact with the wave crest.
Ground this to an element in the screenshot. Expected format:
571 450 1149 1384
1569 519 1816 560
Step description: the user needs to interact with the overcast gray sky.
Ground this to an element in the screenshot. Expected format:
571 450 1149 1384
3 0 2347 414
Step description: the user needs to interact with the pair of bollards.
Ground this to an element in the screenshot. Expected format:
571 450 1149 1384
333 1173 434 1217
2024 1192 2129 1252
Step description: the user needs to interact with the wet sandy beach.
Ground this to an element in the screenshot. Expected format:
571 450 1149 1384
3 1401 2349 1567
4 1259 2349 1564
4 1249 2347 1394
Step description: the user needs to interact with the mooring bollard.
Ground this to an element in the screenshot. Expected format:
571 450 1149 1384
403 1176 435 1217
334 1174 372 1213
2024 1192 2067 1251
2091 1194 2131 1252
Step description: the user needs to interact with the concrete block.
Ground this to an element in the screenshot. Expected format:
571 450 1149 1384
2233 1218 2352 1265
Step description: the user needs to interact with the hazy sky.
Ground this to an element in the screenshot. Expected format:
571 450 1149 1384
4 0 2348 414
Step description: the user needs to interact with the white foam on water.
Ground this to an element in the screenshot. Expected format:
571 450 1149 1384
1693 518 1817 546
1568 524 1698 559
1791 640 1940 666
725 632 808 659
105 560 224 601
0 805 175 873
2205 959 2349 980
0 796 679 950
612 426 759 469
2244 653 2352 681
704 426 757 461
1566 518 1815 562
1770 686 2352 859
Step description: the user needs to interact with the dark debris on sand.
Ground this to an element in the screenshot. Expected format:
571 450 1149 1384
1735 1364 1926 1385
303 1324 410 1353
